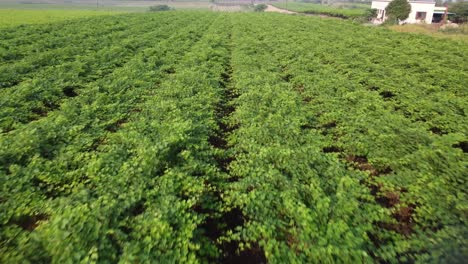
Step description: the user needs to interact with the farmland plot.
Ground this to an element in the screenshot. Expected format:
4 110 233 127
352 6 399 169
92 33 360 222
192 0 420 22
0 11 467 263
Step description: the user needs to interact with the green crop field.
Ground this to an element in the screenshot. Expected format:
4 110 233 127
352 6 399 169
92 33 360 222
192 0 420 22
272 2 369 18
0 9 125 28
0 11 467 263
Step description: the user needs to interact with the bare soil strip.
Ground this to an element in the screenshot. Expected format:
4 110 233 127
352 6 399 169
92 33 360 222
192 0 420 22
265 4 342 19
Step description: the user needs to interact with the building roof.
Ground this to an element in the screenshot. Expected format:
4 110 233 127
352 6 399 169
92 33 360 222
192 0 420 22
433 11 455 15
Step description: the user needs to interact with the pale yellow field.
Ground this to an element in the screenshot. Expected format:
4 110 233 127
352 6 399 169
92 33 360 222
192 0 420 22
388 23 468 43
0 9 123 28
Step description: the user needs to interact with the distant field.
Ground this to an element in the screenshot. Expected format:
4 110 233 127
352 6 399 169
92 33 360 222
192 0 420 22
0 3 142 11
0 11 466 263
272 2 369 18
0 2 211 11
0 9 126 28
335 2 372 9
0 1 211 28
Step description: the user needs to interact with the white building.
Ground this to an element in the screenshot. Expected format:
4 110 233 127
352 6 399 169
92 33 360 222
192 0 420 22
372 0 443 24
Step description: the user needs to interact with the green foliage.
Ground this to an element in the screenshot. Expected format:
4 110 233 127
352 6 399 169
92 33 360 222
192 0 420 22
0 11 467 263
365 8 378 20
254 4 267 12
385 0 411 22
272 2 369 19
148 5 172 12
450 2 468 23
0 9 122 28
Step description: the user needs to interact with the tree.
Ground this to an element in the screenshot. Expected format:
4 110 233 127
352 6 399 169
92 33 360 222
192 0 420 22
450 2 468 23
385 0 411 23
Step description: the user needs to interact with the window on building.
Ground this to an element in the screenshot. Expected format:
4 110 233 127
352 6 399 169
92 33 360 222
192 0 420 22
416 12 427 20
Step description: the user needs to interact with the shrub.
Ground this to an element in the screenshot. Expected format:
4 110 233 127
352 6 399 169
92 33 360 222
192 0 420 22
365 8 378 21
149 5 172 12
254 4 268 12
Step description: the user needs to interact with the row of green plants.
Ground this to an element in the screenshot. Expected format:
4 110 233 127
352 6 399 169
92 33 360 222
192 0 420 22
221 14 381 262
272 2 370 19
0 13 184 88
0 14 195 133
0 12 224 262
0 11 466 263
239 13 466 262
0 13 146 64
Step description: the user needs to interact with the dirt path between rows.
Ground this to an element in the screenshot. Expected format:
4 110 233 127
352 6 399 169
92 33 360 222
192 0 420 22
265 4 297 14
265 4 342 19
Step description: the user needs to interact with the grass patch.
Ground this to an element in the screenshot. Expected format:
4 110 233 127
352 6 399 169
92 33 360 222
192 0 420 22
272 2 369 18
0 9 126 28
388 23 468 43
